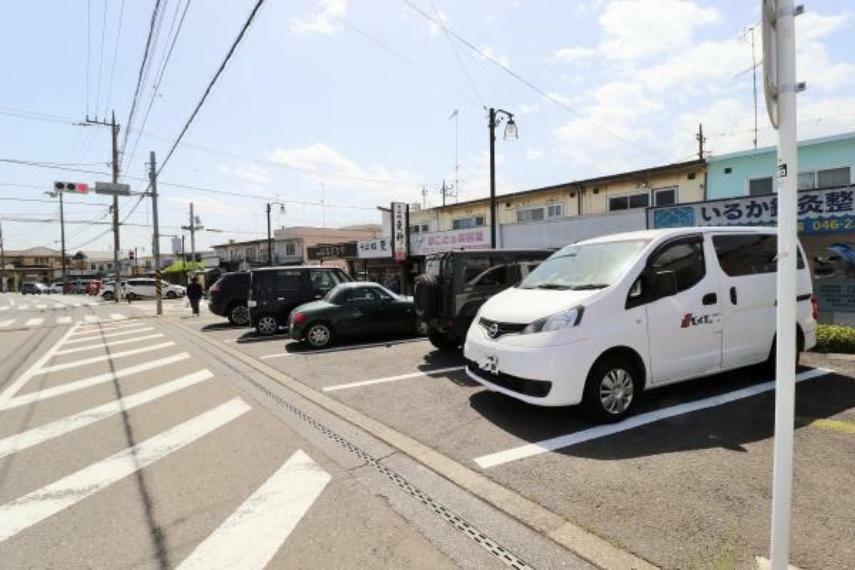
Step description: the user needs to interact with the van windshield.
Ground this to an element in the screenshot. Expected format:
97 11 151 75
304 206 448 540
520 239 649 290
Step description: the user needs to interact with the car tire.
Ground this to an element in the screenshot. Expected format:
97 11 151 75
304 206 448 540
228 304 250 327
582 355 640 423
415 320 429 336
103 292 114 300
413 274 439 319
304 322 334 349
166 291 177 299
764 332 804 376
428 329 459 350
255 314 280 336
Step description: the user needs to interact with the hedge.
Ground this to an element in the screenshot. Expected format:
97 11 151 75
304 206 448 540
813 324 855 354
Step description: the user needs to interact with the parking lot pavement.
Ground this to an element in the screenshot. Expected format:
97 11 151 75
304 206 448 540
182 316 855 569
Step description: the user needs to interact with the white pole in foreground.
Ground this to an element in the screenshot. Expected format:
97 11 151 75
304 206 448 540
768 1 799 568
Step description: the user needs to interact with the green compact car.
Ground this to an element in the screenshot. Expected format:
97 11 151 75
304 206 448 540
288 282 425 349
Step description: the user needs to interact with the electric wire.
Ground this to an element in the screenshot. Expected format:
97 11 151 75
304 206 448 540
94 0 109 115
104 0 126 116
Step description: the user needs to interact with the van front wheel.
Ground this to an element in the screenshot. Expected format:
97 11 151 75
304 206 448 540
582 356 639 423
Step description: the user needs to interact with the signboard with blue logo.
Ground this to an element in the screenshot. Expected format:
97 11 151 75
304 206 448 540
648 185 855 235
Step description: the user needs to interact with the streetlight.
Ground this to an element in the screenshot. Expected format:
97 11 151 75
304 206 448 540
266 201 287 265
488 108 518 249
44 189 68 293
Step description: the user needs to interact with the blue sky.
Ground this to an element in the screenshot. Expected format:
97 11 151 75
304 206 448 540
1 0 853 254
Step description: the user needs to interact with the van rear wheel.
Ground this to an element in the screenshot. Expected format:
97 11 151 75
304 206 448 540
255 315 280 336
582 355 639 423
428 329 458 351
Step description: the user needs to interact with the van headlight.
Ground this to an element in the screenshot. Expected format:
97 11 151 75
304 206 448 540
522 306 584 335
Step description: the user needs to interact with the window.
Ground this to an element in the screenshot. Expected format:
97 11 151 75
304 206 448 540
467 263 508 288
309 270 344 292
452 216 485 230
817 167 851 188
653 187 676 206
650 240 705 293
517 207 545 223
609 193 649 212
547 203 563 218
462 257 491 283
274 270 302 292
409 223 430 234
712 234 804 277
285 242 296 256
349 287 380 303
749 177 774 196
798 171 816 190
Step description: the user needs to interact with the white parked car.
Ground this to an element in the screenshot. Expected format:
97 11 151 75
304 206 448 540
47 282 64 294
464 227 818 422
124 278 186 300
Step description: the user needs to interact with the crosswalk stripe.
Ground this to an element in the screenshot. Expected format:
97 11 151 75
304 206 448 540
57 316 72 324
65 326 155 343
55 333 166 356
37 342 176 374
24 318 44 327
0 370 214 460
36 304 46 310
83 315 99 323
73 320 146 333
110 314 127 320
18 305 29 311
0 398 251 543
179 450 331 570
0 319 13 328
0 306 8 311
0 353 191 411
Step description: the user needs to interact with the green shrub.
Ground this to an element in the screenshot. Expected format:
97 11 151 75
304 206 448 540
814 324 855 354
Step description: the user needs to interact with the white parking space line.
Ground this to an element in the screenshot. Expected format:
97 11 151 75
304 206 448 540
55 333 166 356
179 449 331 570
322 366 467 392
0 370 213 460
0 398 251 543
259 338 425 359
57 316 72 324
67 326 154 342
473 367 834 469
0 319 14 328
0 353 191 411
17 305 30 311
37 342 176 374
24 318 44 327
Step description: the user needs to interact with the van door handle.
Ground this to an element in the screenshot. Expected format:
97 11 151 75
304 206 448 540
277 297 284 301
702 293 717 306
729 287 737 305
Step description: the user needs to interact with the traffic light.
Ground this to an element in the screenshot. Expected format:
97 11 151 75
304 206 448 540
54 181 90 194
128 250 135 260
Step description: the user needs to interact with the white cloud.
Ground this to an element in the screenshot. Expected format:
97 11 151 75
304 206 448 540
525 148 545 160
480 45 511 68
797 11 849 43
599 0 719 61
291 0 347 35
797 42 855 91
637 37 750 92
519 103 539 115
554 46 597 63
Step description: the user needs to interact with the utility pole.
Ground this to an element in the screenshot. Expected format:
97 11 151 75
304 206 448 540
0 222 6 293
422 185 429 209
190 202 196 265
489 108 497 248
149 151 163 316
749 24 760 149
441 181 446 207
59 190 67 292
696 123 706 160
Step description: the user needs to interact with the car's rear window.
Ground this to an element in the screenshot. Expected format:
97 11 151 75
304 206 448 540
712 234 805 277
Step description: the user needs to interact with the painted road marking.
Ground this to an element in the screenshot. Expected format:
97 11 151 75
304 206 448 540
110 313 127 320
66 326 155 343
17 305 30 311
57 316 72 324
0 398 251 543
0 306 8 311
37 342 176 374
72 322 147 335
0 319 14 328
322 366 467 392
36 304 46 310
24 318 44 327
55 333 166 355
474 367 834 469
259 337 424 358
808 418 855 434
0 353 191 411
83 315 99 323
0 369 213 460
179 449 331 570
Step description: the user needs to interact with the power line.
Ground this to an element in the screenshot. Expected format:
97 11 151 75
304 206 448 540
86 0 92 117
94 0 109 115
104 0 126 116
121 0 163 159
427 0 486 107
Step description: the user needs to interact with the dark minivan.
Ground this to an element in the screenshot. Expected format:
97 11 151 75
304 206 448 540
208 272 251 326
248 266 352 335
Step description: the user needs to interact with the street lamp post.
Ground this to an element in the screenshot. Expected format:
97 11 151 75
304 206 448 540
488 108 518 249
266 202 286 265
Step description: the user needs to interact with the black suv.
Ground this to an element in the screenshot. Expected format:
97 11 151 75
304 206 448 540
413 249 551 350
208 272 250 326
248 266 352 335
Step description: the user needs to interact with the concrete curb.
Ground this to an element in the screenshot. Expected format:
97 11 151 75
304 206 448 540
173 319 658 570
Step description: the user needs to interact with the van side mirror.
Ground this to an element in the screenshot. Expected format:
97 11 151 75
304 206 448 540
654 271 678 299
628 278 643 299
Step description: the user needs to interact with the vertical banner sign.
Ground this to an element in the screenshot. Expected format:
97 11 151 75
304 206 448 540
391 202 409 262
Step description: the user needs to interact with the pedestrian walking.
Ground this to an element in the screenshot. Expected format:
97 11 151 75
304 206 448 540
187 275 203 317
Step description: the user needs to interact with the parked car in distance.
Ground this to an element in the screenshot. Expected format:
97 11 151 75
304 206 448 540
21 282 48 295
100 281 125 300
465 227 818 423
124 278 186 300
248 266 352 336
208 272 250 326
413 249 552 350
47 281 64 294
85 280 102 296
289 282 421 349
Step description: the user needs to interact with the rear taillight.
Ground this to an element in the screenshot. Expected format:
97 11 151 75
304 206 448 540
292 312 306 325
811 295 819 320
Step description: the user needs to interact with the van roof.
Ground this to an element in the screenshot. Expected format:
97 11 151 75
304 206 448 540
250 265 342 272
579 226 777 245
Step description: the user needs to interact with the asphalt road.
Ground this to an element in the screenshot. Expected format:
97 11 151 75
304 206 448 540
175 305 855 570
0 293 592 570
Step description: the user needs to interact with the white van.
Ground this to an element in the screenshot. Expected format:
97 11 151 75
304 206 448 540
463 227 818 422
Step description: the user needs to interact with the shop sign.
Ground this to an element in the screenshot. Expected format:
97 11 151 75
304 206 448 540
391 202 408 262
307 242 357 260
410 227 491 256
649 186 855 235
357 238 391 259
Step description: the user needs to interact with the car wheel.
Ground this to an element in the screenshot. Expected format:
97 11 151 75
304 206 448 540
582 355 639 423
428 329 459 350
305 322 333 349
103 292 114 300
228 304 250 326
764 331 804 375
255 315 280 336
166 290 177 299
415 320 429 336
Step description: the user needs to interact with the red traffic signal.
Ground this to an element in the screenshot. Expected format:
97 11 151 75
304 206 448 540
54 181 90 193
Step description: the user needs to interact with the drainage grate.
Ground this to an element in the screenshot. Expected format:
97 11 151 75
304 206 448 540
195 335 534 570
